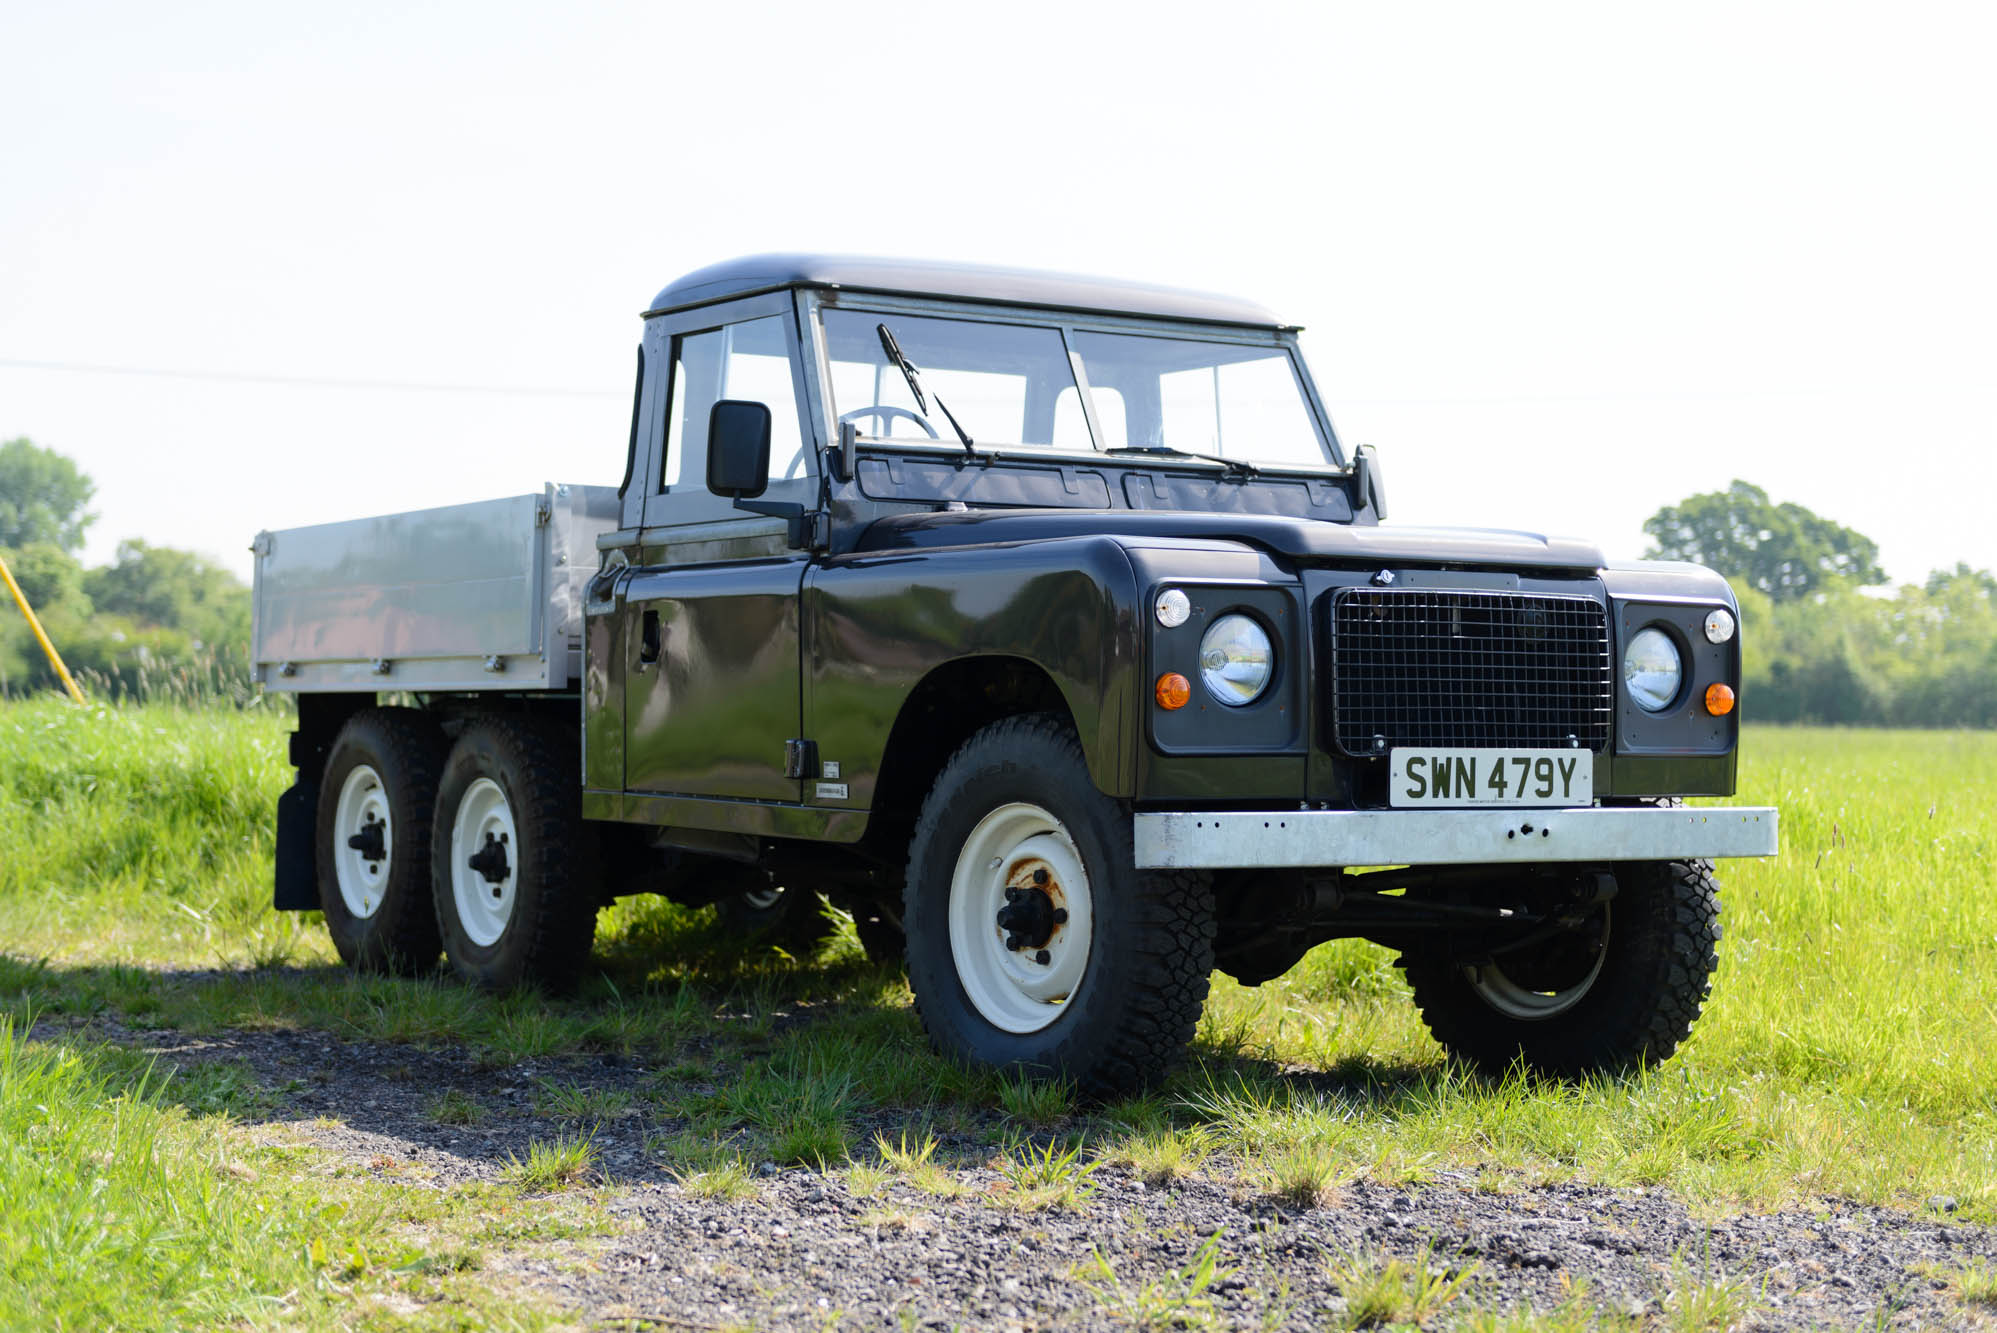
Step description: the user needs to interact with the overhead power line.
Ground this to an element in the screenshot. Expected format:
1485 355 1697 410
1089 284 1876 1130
0 357 619 398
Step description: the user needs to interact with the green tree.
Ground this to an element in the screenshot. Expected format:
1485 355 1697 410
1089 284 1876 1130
0 542 92 619
84 539 249 647
1642 480 1885 602
0 438 96 552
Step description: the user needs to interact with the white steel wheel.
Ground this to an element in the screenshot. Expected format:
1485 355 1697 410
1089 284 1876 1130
1464 909 1611 1021
450 777 519 948
331 763 393 919
740 885 785 911
946 801 1095 1034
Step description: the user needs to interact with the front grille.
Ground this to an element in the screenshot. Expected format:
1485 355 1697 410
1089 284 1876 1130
1330 589 1613 754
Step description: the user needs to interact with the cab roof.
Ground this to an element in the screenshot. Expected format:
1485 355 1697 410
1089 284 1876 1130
646 253 1293 329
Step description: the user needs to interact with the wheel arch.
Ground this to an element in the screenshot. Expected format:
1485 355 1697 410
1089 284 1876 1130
870 656 1078 839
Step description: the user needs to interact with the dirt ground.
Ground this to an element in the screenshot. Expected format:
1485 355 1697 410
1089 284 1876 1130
58 1018 1997 1331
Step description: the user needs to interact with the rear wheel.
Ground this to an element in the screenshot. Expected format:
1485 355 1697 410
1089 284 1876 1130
903 714 1216 1096
715 880 837 955
315 708 445 974
1403 858 1721 1076
851 903 906 969
432 718 598 992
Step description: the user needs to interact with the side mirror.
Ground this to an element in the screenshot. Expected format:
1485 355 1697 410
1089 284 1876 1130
706 400 771 499
1351 443 1386 520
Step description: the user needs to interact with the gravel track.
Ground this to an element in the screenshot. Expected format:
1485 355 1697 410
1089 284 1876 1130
45 1019 1995 1330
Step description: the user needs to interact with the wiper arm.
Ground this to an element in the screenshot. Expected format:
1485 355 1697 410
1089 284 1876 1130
876 322 975 458
875 323 929 415
1106 445 1258 479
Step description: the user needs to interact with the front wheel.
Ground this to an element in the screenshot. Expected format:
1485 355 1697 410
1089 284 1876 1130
903 714 1216 1096
1402 858 1721 1077
432 718 598 992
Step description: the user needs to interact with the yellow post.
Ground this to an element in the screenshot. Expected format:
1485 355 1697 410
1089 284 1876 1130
0 552 86 704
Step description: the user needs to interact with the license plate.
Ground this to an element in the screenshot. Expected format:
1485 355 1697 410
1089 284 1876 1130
1389 748 1592 807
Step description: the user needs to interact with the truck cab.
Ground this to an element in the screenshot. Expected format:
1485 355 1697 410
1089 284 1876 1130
260 254 1776 1093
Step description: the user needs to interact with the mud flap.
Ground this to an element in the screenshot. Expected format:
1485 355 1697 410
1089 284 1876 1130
273 779 320 910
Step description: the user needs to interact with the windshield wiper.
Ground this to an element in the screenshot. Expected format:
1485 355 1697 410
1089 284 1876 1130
1106 445 1259 479
876 323 976 459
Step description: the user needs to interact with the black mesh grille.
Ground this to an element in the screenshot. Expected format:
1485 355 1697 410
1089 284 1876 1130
1330 589 1613 754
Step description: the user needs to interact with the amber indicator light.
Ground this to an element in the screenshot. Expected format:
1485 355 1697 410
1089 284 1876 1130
1155 672 1192 710
1704 683 1736 716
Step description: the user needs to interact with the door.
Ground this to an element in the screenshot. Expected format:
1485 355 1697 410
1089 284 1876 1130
621 295 819 804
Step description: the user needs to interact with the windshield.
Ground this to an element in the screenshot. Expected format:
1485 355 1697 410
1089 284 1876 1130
822 309 1332 467
824 310 1085 448
1069 331 1330 469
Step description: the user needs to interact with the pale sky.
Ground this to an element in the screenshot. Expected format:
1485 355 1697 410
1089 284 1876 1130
3 2 1992 586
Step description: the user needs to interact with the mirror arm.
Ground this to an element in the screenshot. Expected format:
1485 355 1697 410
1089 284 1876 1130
732 497 823 551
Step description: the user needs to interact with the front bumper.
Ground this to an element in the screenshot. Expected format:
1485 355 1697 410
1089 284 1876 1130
1133 805 1778 869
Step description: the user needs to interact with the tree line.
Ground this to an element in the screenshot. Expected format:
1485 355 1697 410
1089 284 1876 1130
1645 480 1996 727
3 440 1991 725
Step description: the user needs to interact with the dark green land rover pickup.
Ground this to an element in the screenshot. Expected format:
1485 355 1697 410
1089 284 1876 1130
254 254 1777 1092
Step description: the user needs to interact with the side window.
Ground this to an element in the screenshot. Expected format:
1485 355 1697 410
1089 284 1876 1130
660 315 806 492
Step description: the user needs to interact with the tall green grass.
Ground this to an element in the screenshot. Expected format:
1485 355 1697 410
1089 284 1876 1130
0 700 301 966
1196 726 1997 1213
0 1013 348 1328
3 696 1995 1222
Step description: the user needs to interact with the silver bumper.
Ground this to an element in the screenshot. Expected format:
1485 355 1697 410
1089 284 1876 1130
1132 806 1779 870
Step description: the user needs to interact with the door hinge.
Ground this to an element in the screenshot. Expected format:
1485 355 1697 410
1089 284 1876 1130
784 738 819 780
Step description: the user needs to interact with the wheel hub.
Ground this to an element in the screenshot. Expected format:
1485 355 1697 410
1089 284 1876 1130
332 764 393 920
947 805 1094 1034
345 817 386 863
450 777 519 948
467 832 510 885
994 862 1069 954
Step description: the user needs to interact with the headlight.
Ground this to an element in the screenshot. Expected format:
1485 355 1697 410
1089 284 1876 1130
1623 627 1683 712
1199 614 1273 706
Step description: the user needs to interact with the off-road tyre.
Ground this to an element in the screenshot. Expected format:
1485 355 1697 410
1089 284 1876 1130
315 707 446 974
431 717 598 993
1403 857 1722 1077
903 713 1216 1097
715 881 837 955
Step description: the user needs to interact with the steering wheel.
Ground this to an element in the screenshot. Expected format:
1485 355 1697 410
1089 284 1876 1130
838 404 940 439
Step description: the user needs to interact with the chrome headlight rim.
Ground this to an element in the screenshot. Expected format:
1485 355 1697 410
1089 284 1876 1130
1623 624 1685 713
1198 612 1274 708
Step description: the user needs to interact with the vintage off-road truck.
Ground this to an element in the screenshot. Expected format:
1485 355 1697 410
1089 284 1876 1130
254 254 1777 1092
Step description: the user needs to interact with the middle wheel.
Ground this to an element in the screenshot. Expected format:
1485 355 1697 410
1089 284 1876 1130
903 713 1216 1095
431 717 598 992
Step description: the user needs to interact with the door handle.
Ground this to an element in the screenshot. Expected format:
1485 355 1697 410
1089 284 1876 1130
639 609 661 665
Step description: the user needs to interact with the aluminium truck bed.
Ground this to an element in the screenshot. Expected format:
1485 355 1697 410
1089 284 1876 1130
251 483 620 693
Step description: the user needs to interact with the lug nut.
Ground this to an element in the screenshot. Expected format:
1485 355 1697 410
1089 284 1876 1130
1032 868 1049 886
1034 950 1050 965
1052 908 1068 924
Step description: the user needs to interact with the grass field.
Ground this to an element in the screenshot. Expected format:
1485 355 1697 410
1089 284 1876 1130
2 698 1994 1327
